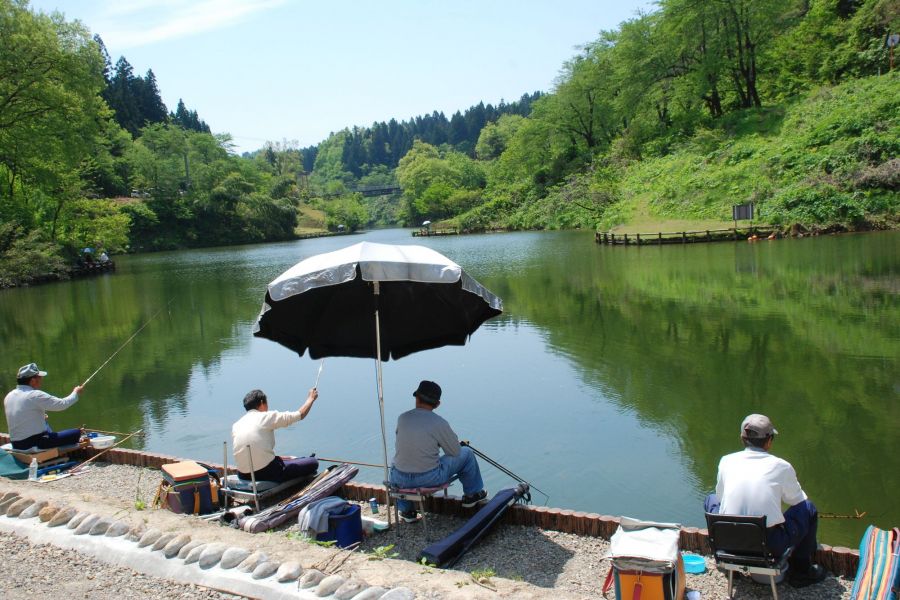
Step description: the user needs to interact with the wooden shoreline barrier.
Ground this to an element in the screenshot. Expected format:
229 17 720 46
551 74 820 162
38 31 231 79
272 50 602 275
0 436 860 578
412 228 459 237
596 226 778 246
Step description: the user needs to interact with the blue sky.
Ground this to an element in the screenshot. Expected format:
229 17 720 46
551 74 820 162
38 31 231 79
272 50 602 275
30 0 654 154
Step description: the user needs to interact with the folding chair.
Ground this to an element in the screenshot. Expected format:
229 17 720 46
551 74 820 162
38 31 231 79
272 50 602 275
389 476 457 538
705 512 793 600
219 442 312 512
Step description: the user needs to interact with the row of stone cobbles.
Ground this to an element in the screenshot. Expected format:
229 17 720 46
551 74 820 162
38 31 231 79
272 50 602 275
0 490 413 600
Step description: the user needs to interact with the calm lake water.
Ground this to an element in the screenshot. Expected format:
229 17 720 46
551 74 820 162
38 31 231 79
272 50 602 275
1 228 897 546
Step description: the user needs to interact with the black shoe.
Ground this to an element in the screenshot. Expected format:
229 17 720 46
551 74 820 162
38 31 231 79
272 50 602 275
399 510 420 523
461 489 488 508
789 564 827 588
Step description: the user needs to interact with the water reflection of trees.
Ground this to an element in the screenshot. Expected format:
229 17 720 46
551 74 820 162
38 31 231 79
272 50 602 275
0 258 260 443
486 232 898 541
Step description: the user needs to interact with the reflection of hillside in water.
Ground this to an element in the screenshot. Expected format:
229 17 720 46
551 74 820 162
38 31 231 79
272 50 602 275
0 253 262 443
487 231 899 543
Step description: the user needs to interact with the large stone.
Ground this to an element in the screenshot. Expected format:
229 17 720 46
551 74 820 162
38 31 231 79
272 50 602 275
74 514 100 535
380 588 416 600
5 498 35 518
48 506 77 527
151 532 177 552
38 505 60 522
19 500 48 519
67 511 89 529
177 540 203 560
163 534 192 558
137 528 162 548
299 569 326 588
125 525 145 542
315 575 346 597
352 588 389 600
334 579 369 600
89 517 113 535
105 520 131 537
198 543 227 569
220 547 251 569
0 494 21 515
251 561 280 580
236 551 268 573
275 561 303 583
0 491 19 504
184 544 209 564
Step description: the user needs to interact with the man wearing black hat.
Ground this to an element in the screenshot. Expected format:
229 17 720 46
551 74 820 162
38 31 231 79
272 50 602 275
389 380 487 523
4 362 84 450
705 414 827 588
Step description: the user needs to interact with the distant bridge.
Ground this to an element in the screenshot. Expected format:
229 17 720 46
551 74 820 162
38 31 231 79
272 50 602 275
354 185 401 197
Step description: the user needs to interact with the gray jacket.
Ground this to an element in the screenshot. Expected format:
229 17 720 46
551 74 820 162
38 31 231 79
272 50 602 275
3 385 78 442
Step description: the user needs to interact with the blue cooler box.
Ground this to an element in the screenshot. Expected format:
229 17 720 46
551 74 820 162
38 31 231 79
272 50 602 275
316 504 362 548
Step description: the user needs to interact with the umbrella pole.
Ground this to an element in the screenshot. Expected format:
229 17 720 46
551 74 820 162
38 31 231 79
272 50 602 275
373 282 393 528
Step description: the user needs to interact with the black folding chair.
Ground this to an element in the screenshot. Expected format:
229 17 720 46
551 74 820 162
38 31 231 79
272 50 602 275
705 513 793 600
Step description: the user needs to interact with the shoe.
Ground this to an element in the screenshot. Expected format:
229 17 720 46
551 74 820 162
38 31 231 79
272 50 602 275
461 489 488 508
788 564 827 588
399 510 420 523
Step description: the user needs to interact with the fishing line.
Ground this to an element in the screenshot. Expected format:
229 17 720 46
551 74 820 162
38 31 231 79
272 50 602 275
81 299 174 387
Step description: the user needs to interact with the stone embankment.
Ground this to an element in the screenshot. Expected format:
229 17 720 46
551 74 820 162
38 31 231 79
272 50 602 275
0 462 856 600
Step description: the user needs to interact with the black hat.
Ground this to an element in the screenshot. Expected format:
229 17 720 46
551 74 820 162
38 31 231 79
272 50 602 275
413 380 441 405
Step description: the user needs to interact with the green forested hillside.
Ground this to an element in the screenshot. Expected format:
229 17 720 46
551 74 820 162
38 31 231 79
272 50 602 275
1 0 897 287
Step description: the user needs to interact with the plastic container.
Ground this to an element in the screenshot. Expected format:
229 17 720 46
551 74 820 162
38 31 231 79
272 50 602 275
28 458 38 481
316 504 362 548
682 553 707 574
90 435 116 449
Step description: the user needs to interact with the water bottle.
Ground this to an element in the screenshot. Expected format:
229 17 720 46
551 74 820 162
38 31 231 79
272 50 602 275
28 458 38 481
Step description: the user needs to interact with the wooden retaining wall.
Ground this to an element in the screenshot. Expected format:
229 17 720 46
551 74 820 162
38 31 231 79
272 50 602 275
596 227 778 246
0 436 860 577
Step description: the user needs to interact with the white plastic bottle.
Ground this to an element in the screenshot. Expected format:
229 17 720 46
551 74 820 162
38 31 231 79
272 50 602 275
28 458 38 481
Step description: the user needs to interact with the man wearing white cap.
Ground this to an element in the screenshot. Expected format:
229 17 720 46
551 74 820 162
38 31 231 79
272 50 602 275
705 414 827 588
4 363 83 450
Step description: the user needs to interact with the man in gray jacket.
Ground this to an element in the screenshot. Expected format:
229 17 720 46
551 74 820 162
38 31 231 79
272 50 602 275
390 380 487 522
4 362 83 450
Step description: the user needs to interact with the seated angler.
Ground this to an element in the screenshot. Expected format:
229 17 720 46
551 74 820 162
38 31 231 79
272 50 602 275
4 362 84 450
232 388 319 483
705 414 828 588
390 380 488 523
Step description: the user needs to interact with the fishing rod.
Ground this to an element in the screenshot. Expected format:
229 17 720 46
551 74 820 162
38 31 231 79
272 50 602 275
314 359 325 389
819 509 867 519
460 440 550 504
317 457 384 469
80 299 174 387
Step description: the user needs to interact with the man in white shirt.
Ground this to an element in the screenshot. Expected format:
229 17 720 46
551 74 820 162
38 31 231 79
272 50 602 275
232 388 319 483
4 362 83 450
706 414 827 588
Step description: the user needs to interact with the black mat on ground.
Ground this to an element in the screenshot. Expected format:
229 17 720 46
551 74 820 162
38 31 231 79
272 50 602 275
419 484 528 568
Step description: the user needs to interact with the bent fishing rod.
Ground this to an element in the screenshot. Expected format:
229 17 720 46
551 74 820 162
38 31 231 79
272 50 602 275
460 440 550 504
81 299 174 387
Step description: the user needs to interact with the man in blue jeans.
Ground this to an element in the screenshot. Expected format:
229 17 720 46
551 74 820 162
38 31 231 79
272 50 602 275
705 414 827 588
390 380 487 523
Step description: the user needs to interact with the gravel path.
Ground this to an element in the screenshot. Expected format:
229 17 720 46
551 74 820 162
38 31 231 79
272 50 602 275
0 463 857 600
0 530 241 599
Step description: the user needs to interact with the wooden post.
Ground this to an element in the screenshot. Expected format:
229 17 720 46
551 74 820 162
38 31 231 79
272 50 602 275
611 233 615 244
624 234 629 245
658 232 662 245
682 231 687 244
636 233 641 245
706 230 711 241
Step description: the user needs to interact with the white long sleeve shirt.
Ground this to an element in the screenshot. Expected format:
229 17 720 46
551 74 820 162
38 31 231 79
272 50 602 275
4 385 79 442
232 408 303 473
716 447 808 526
